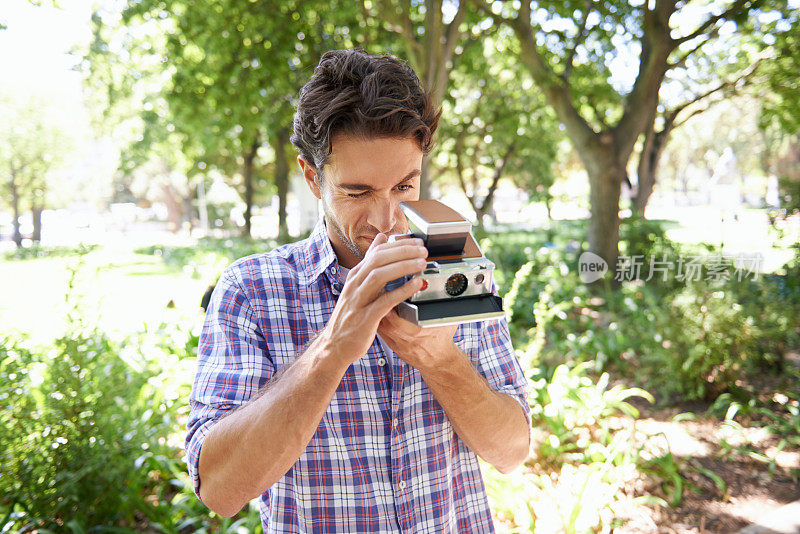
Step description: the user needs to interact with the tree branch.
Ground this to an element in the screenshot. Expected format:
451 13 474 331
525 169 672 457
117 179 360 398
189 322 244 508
670 56 764 126
470 0 515 26
433 0 468 103
672 0 749 46
563 0 593 84
375 0 423 68
668 26 720 69
479 139 516 212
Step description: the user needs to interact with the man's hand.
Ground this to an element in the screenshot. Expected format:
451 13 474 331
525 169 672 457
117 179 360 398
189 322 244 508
323 233 428 365
377 310 458 373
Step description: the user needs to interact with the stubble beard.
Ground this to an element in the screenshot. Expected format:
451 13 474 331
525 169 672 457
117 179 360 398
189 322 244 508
322 201 367 261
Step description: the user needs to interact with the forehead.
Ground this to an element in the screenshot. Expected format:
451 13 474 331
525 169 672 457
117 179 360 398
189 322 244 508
325 134 423 187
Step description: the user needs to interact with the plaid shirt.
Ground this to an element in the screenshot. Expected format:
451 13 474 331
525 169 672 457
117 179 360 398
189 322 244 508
186 217 531 533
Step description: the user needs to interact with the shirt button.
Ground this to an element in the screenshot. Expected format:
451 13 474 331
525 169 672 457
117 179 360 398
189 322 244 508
393 418 399 427
398 480 406 490
378 358 386 366
331 266 337 275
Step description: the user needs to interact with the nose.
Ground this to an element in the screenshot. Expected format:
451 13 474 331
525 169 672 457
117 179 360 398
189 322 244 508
366 194 398 234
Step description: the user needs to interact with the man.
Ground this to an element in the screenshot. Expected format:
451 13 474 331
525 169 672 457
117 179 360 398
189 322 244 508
186 49 531 533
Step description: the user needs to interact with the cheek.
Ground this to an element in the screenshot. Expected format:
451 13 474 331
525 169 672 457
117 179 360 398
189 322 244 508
330 196 368 228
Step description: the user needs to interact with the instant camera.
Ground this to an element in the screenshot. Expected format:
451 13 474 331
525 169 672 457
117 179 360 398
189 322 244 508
386 200 505 327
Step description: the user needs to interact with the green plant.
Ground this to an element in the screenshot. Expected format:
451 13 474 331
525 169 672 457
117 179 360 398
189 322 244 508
2 243 99 261
528 363 654 467
0 266 261 532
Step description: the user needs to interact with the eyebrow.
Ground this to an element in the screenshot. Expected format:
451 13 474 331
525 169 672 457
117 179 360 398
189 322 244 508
339 169 421 192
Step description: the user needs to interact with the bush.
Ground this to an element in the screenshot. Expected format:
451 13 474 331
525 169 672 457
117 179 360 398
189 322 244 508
3 244 99 261
484 362 687 533
500 231 800 402
0 329 160 529
0 262 261 532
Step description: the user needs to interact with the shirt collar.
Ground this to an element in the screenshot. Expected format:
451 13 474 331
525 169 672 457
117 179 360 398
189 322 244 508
299 216 340 287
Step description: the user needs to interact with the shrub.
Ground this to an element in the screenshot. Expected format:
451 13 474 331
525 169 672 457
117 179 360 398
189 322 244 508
0 329 158 529
0 259 264 532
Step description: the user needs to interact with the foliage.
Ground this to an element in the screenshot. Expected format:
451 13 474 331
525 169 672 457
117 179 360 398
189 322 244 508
486 362 689 533
759 4 800 136
436 27 560 222
2 243 100 261
0 269 261 532
134 232 307 283
0 89 76 244
489 220 800 403
528 363 653 467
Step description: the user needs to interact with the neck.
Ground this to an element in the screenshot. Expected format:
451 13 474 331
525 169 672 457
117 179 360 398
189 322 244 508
326 227 362 269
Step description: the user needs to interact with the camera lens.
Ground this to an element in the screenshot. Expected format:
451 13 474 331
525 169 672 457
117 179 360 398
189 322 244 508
445 274 468 296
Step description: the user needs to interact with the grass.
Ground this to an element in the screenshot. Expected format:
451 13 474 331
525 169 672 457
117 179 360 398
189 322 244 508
0 247 209 344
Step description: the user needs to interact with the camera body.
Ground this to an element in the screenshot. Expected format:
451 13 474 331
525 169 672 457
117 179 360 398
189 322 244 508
386 200 504 327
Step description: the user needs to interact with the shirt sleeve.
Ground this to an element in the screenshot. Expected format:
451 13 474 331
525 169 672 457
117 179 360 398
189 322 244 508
477 316 532 428
185 265 274 501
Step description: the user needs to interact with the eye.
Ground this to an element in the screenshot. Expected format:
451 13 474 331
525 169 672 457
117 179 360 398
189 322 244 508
397 184 414 193
347 191 369 198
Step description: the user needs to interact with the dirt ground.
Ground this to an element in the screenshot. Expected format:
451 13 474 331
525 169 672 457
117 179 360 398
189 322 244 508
614 355 800 533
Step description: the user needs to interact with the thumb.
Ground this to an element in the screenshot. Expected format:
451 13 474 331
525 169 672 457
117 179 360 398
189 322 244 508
367 232 388 252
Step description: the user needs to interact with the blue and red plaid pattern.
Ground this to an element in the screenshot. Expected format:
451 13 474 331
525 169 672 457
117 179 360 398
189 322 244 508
186 217 531 533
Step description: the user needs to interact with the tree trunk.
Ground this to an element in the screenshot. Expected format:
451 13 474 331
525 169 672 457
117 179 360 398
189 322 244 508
197 177 209 233
32 204 43 243
588 168 624 274
581 143 626 276
273 128 290 239
242 139 259 238
10 168 22 248
473 141 515 229
380 0 467 200
420 155 432 200
634 112 676 215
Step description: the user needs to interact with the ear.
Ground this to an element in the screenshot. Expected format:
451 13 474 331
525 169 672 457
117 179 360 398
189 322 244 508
298 155 322 199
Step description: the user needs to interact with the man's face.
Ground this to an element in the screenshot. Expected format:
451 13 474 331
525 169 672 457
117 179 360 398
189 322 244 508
299 134 423 268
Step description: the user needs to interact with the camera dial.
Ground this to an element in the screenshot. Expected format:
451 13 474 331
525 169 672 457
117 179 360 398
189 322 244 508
445 274 468 297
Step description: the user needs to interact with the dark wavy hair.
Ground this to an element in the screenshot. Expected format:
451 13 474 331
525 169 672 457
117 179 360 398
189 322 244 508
291 49 441 178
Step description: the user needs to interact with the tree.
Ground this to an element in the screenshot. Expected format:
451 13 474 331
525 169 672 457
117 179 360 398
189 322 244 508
117 0 380 238
361 0 495 199
0 92 71 246
475 0 773 273
758 4 800 217
437 28 560 227
80 6 200 233
633 56 763 214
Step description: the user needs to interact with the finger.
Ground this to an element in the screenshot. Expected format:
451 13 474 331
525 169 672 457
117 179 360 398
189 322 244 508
370 276 424 317
358 258 427 297
380 310 414 336
385 308 422 334
368 232 389 251
368 243 427 268
350 240 425 282
349 233 391 277
378 310 399 329
364 236 425 260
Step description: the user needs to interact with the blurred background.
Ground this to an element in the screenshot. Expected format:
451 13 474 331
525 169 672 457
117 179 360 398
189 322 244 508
1 0 798 532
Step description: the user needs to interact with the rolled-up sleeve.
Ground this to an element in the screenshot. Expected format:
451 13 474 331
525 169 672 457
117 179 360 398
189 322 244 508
185 266 274 500
474 316 532 428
